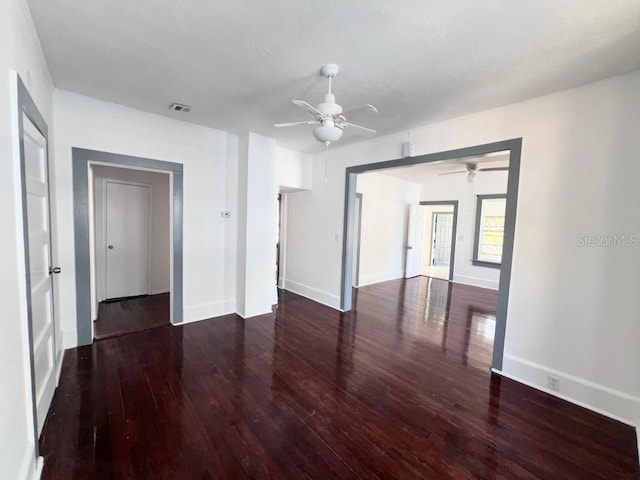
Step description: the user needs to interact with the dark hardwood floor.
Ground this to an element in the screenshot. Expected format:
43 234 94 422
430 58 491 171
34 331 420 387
41 277 639 479
94 293 170 340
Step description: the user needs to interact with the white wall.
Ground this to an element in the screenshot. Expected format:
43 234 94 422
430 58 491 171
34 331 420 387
286 69 640 432
275 145 312 192
52 89 239 346
0 0 54 478
420 170 508 289
274 145 312 291
92 165 171 304
355 172 420 286
236 133 278 317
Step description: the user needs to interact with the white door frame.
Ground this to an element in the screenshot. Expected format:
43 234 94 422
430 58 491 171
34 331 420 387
99 178 153 301
16 73 55 466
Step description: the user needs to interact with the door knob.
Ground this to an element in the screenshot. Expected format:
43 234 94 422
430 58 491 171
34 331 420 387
49 266 61 275
108 245 114 249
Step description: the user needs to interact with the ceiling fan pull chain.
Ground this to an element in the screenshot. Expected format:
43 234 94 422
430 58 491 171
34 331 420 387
324 143 329 183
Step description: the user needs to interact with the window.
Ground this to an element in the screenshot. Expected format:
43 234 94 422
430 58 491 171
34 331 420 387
473 195 506 268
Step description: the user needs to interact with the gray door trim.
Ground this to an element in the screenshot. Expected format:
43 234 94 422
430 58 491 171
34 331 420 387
472 194 507 269
341 138 522 370
353 193 363 287
16 74 51 455
419 200 459 281
72 148 183 345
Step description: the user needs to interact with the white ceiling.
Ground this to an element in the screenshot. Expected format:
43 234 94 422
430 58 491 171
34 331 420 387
27 0 640 152
374 152 510 182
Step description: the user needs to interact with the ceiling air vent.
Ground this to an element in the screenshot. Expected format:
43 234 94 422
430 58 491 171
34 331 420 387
169 103 191 113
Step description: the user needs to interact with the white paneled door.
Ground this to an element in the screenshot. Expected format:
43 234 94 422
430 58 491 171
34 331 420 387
23 113 57 435
105 182 150 299
431 213 454 267
405 204 426 278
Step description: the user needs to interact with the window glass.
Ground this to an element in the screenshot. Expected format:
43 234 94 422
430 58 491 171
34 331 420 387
475 197 506 264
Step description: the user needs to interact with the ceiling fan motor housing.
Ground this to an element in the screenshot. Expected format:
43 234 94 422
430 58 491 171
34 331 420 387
317 93 342 116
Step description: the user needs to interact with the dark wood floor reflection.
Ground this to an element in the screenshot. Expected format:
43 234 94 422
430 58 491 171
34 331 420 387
94 293 170 340
41 277 639 479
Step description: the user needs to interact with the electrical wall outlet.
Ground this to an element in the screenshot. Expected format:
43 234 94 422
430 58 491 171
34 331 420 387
547 375 560 391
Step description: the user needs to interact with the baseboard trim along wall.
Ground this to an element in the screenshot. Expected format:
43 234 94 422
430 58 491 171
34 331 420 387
17 444 41 480
283 279 341 310
500 354 640 426
236 308 274 320
150 289 170 296
357 270 405 288
33 456 43 480
182 299 236 324
61 329 77 351
453 274 499 290
55 349 64 385
497 354 640 456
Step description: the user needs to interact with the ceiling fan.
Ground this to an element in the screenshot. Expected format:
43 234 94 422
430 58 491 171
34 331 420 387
439 163 509 183
274 64 378 145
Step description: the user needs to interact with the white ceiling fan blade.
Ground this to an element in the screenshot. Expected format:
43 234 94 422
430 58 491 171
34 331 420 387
342 122 376 135
439 171 467 176
273 120 320 127
341 104 378 119
292 99 324 117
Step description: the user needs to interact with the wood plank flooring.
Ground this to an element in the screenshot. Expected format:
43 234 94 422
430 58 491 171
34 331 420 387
94 293 170 340
40 277 639 479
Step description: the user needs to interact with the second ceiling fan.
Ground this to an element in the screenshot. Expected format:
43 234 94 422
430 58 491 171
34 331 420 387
439 163 509 182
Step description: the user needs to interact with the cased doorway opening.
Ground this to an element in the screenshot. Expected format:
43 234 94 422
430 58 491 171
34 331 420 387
341 139 521 371
90 164 172 340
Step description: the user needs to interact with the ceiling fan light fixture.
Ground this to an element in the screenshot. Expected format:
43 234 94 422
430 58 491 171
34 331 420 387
467 170 476 183
312 124 343 144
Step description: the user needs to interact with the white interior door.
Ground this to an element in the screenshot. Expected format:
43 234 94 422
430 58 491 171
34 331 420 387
23 114 56 435
105 182 150 299
431 213 454 267
405 204 426 278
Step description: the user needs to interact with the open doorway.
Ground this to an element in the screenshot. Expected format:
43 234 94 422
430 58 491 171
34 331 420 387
72 148 183 346
342 139 521 370
405 201 458 281
91 164 171 339
425 209 455 279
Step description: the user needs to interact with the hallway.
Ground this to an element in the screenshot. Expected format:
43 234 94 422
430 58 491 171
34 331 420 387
94 293 170 340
